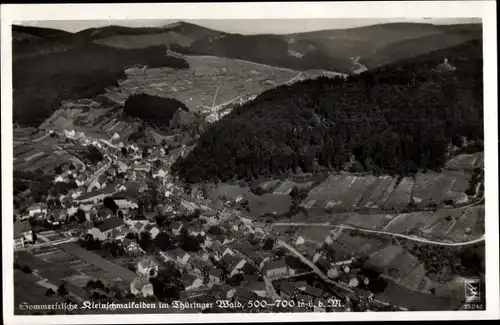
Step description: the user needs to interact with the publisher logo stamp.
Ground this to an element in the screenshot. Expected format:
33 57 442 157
464 279 481 303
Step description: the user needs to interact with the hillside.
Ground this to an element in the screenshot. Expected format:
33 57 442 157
285 23 446 61
78 21 225 40
11 22 482 126
12 25 74 40
362 26 482 68
171 40 483 183
13 40 189 127
78 21 481 74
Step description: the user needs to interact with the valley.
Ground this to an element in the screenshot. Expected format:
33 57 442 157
11 20 486 314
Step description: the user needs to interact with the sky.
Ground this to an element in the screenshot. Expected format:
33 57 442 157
20 18 481 34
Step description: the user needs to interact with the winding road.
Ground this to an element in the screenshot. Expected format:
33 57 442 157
273 222 485 247
277 239 354 293
54 145 86 172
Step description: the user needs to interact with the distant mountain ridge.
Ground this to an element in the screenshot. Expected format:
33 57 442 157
13 21 482 74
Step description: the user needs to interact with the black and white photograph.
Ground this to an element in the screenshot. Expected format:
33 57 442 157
1 1 498 323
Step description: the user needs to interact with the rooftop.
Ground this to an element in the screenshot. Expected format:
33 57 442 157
96 218 124 232
300 284 323 298
181 273 198 286
279 281 297 296
245 280 266 291
138 256 159 268
264 259 287 271
77 187 115 201
14 220 31 238
209 268 223 277
234 287 255 300
131 276 151 290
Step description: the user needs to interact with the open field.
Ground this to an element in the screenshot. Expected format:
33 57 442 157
445 152 484 170
58 243 137 283
38 100 142 142
285 203 484 243
374 278 462 311
381 205 484 242
114 55 300 114
210 182 293 217
364 245 429 292
14 270 70 315
24 243 137 291
13 129 81 175
301 170 475 214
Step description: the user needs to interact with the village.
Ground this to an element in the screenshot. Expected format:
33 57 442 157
13 127 390 314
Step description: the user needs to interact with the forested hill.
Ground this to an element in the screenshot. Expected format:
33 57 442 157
172 40 483 183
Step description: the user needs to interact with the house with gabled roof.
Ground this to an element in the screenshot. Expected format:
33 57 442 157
171 221 184 236
121 238 144 255
144 224 160 239
27 203 47 217
298 284 324 298
232 242 263 267
75 174 87 187
191 259 208 277
75 187 116 204
113 197 139 210
245 280 267 298
315 256 332 274
231 287 257 304
263 259 289 279
88 217 125 241
209 268 225 285
152 164 169 179
132 221 148 235
14 220 33 249
130 276 154 297
279 281 299 299
137 256 160 278
160 248 191 266
181 273 204 291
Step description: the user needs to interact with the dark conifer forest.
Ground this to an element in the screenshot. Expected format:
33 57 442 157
172 40 483 183
123 94 190 126
13 43 189 127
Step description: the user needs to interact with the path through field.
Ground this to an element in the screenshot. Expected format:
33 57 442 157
273 223 485 247
276 239 353 293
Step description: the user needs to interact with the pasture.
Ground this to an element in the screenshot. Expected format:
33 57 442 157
210 182 293 217
13 138 76 175
375 278 462 311
58 243 137 283
382 205 484 242
302 169 475 213
364 245 429 292
445 152 484 170
287 201 484 243
14 270 66 315
114 55 300 113
27 243 138 291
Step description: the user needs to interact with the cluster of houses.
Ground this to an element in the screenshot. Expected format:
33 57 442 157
13 131 377 311
13 136 184 247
